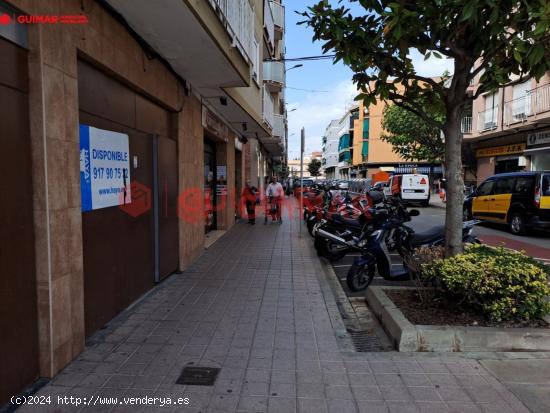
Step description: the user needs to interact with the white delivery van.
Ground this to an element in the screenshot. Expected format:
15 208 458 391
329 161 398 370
383 174 430 206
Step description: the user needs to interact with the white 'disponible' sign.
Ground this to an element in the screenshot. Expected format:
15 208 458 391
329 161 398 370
79 125 131 212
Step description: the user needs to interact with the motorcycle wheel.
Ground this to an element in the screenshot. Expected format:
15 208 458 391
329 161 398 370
347 260 376 292
314 236 348 261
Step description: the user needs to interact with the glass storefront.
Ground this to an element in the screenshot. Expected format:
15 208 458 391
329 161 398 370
204 140 216 233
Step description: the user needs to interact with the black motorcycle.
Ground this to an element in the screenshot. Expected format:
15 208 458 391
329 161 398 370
313 191 385 261
345 199 479 292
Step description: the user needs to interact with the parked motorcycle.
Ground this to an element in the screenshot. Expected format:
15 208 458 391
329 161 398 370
313 191 385 261
344 198 479 291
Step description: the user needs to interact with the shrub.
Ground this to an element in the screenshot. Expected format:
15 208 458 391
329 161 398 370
422 244 550 322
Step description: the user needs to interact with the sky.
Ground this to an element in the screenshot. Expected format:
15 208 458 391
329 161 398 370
284 1 455 159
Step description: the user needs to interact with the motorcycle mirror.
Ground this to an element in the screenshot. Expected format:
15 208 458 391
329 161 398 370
409 209 420 217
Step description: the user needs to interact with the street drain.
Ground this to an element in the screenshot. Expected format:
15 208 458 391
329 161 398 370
348 330 383 352
176 367 220 386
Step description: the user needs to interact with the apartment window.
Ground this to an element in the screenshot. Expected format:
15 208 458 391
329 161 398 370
512 80 531 119
483 92 498 129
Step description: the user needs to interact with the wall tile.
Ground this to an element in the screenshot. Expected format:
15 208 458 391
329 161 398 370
43 65 66 140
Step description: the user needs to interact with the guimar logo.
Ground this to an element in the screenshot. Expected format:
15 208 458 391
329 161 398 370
80 147 90 184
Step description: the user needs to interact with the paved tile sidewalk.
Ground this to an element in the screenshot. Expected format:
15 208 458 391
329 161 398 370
15 213 532 413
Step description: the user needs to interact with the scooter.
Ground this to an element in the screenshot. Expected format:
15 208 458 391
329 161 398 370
343 199 479 291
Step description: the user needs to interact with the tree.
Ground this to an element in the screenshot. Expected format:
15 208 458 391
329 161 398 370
300 0 550 256
381 98 444 164
308 158 322 178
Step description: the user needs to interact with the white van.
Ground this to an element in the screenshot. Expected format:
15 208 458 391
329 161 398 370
383 174 430 206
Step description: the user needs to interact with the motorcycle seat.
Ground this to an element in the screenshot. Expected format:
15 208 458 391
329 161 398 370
328 213 363 229
410 225 445 246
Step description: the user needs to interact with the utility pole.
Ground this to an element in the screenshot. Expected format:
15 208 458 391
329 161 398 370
300 128 304 237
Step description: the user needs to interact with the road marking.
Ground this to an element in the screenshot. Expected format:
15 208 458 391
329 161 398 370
333 264 352 268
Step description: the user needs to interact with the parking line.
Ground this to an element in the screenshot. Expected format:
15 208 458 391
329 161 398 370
333 264 352 268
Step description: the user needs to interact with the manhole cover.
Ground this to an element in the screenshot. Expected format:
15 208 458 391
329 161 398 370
348 330 383 352
176 367 220 386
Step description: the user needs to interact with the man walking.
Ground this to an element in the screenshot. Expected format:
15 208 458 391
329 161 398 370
266 176 284 223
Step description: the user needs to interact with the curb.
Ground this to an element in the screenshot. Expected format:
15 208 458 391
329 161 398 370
367 286 550 352
301 229 356 352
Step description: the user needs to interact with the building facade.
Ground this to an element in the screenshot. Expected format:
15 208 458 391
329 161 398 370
466 72 550 184
322 119 341 178
0 0 286 403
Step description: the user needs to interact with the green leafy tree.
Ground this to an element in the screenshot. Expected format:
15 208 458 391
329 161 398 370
381 99 444 163
307 158 322 178
300 0 550 256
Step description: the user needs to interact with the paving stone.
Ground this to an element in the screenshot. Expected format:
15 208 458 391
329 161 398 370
28 218 540 413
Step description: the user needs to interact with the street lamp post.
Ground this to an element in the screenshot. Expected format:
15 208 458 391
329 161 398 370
285 64 303 73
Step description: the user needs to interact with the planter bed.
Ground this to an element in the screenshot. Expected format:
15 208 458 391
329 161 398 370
366 286 550 352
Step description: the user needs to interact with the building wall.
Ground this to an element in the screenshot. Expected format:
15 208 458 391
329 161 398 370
469 74 550 139
364 99 405 165
5 0 250 384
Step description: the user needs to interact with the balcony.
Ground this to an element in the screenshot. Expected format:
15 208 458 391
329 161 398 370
263 61 285 90
273 114 286 138
461 116 472 134
105 0 253 91
477 106 499 132
264 0 275 52
209 0 255 63
263 86 275 130
504 83 550 127
270 1 285 35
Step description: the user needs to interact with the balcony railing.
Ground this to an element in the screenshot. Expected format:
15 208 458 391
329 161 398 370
263 86 275 130
270 1 285 31
461 116 472 134
273 114 285 138
504 83 550 127
477 106 499 132
209 0 254 63
262 61 285 86
264 0 275 51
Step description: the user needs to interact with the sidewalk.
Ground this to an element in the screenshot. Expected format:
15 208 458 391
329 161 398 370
14 211 540 413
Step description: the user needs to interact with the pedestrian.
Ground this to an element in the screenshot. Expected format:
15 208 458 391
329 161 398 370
266 176 284 223
439 178 447 203
242 181 257 225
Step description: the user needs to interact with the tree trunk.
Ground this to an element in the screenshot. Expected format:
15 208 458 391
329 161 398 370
443 109 465 256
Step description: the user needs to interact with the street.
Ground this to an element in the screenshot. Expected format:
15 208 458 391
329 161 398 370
329 202 550 298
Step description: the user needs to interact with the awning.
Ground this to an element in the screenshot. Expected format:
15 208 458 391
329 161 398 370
393 166 443 174
524 146 550 153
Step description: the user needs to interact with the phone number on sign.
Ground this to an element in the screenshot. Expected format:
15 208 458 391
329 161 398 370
93 167 128 180
11 395 190 407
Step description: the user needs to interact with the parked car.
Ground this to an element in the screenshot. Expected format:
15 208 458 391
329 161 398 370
383 174 430 206
463 171 550 235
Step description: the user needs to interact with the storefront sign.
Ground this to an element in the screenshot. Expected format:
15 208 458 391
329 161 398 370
79 125 131 212
476 143 526 158
527 130 550 146
202 106 228 142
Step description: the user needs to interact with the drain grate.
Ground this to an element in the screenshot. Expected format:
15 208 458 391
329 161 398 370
176 367 220 386
348 330 383 352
